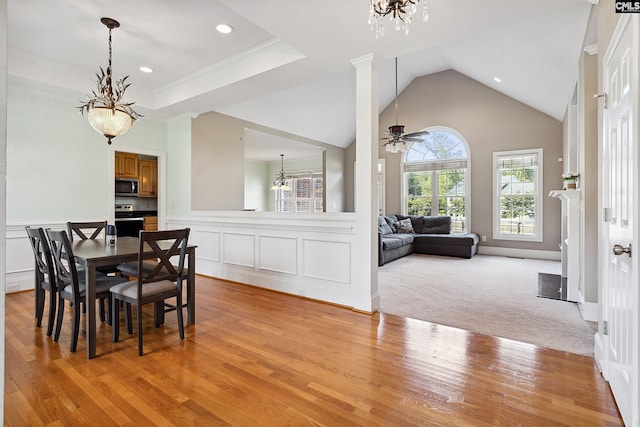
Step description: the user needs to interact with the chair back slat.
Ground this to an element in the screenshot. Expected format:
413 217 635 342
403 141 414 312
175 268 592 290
46 229 81 298
67 221 107 242
138 229 190 286
25 226 57 286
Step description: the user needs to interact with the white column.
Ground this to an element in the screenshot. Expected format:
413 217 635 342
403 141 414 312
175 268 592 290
351 53 381 312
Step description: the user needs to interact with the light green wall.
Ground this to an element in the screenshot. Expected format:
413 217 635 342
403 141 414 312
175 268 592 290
7 85 167 221
244 159 268 211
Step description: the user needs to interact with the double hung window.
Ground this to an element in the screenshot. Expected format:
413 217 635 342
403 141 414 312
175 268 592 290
493 149 543 241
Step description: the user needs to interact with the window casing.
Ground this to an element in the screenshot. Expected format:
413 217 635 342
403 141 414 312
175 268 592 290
275 172 323 212
493 149 543 241
403 128 470 233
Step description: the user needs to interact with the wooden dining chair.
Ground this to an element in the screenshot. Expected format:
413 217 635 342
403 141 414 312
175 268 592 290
111 228 190 356
25 226 57 337
67 221 120 320
46 229 127 353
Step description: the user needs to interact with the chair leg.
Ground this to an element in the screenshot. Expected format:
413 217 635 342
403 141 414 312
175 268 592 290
54 297 65 342
125 303 132 334
176 294 185 340
46 289 57 337
35 288 45 327
99 298 106 323
70 299 81 353
112 295 120 343
137 305 144 356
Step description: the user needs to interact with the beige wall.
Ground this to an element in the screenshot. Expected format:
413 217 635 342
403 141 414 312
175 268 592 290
191 111 345 211
348 69 563 251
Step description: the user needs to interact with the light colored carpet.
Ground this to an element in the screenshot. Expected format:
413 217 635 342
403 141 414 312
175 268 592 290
378 253 597 356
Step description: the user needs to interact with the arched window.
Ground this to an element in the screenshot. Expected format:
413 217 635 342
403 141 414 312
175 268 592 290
403 127 470 232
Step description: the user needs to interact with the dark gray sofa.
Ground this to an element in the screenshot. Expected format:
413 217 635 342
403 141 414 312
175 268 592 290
378 214 479 266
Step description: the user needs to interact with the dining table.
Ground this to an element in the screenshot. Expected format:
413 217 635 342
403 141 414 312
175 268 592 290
71 236 197 359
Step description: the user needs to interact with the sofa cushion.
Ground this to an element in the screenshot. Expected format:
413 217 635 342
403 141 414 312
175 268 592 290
378 216 395 235
394 218 415 234
381 234 414 250
421 216 452 234
395 214 424 233
384 215 399 232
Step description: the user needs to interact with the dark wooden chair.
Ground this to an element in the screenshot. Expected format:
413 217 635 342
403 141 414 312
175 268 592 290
25 226 57 337
111 228 190 356
67 221 120 320
46 229 127 353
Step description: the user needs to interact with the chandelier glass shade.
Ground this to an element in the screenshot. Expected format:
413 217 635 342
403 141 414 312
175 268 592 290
271 154 291 191
80 17 140 145
87 107 133 142
368 0 431 38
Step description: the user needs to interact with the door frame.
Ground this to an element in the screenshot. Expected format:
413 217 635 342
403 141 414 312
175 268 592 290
596 13 639 426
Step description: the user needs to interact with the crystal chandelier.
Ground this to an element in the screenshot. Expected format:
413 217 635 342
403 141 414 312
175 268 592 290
80 18 141 145
271 154 291 191
368 0 431 39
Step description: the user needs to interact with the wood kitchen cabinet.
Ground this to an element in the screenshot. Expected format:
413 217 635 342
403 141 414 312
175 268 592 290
138 159 158 197
144 216 158 231
115 151 138 178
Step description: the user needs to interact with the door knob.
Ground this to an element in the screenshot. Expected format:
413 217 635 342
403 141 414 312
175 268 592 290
612 243 632 257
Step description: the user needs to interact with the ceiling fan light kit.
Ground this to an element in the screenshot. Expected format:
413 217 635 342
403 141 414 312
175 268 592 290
381 58 429 154
368 0 431 39
79 17 141 145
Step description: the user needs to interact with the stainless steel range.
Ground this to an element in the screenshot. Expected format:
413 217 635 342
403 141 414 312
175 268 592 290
114 204 144 237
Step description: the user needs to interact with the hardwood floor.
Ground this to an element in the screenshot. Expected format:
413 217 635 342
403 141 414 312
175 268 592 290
5 276 622 426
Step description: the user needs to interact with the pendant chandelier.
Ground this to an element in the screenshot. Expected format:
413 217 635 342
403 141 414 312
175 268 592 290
80 18 141 145
368 0 431 39
271 154 291 191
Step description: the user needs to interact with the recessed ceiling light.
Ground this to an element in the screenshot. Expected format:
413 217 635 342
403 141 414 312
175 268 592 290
216 24 234 34
139 66 154 73
494 77 502 83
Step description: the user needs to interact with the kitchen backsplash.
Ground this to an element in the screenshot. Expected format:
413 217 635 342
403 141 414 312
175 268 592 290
115 196 158 211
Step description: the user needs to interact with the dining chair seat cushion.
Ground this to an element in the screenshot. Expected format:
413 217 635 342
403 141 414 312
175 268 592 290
111 280 178 300
117 261 189 278
61 276 126 297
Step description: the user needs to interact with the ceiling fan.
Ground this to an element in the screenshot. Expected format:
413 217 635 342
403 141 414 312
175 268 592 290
381 57 429 153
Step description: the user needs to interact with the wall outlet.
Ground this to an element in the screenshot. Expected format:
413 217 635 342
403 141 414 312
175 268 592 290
482 235 487 242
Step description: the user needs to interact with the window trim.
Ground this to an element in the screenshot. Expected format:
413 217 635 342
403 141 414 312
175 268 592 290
401 126 471 233
492 148 543 242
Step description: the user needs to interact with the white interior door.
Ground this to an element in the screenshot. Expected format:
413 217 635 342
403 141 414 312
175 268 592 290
602 15 638 426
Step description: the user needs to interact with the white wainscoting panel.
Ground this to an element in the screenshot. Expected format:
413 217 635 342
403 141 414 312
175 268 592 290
223 232 255 268
191 229 220 262
258 235 297 275
302 239 351 283
167 212 376 311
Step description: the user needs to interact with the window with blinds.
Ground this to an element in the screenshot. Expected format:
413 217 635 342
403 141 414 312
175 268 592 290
493 149 543 241
403 128 470 232
275 171 323 212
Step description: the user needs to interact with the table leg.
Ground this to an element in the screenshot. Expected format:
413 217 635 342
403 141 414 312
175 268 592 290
86 262 97 359
188 247 195 325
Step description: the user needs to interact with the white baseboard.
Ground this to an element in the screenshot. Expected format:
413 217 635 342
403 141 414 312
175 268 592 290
477 246 561 260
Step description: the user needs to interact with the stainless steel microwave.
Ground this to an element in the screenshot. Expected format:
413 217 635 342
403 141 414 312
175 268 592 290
115 178 139 196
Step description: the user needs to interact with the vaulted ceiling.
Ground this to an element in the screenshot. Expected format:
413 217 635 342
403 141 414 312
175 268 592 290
8 0 594 154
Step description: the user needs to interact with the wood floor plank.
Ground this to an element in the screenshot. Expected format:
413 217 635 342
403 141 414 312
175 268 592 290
4 276 623 426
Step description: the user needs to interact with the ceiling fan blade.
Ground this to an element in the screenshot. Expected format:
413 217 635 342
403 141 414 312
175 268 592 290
403 130 430 138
